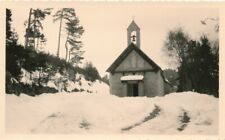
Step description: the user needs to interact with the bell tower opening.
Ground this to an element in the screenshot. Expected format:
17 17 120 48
127 20 140 48
131 31 137 44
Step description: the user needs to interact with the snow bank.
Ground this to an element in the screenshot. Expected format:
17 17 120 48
51 73 109 94
19 69 109 94
5 92 218 134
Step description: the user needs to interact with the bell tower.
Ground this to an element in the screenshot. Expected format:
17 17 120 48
127 20 140 48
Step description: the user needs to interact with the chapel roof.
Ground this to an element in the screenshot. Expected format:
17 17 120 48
106 43 162 73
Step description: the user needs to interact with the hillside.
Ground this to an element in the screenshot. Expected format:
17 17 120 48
6 91 218 134
6 43 103 96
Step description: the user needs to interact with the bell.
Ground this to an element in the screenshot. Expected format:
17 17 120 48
131 35 136 42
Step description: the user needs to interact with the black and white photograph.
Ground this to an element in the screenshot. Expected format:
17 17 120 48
2 1 222 136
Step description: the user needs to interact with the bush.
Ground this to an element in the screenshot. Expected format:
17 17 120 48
83 62 100 82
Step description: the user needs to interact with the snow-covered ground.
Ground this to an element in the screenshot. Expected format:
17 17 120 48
5 89 218 134
20 68 109 94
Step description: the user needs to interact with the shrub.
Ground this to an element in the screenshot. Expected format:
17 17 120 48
83 62 100 82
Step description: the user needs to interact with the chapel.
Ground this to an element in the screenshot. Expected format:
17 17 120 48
106 20 172 97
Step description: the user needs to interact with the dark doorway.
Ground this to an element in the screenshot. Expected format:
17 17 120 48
127 83 139 97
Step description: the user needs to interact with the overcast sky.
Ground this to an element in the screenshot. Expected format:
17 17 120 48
11 3 218 76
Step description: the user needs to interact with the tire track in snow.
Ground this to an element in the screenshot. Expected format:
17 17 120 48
121 105 161 132
30 112 62 133
177 109 190 131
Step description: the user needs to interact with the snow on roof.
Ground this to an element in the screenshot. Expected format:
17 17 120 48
120 75 144 81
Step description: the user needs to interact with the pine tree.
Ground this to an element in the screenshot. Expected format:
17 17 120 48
53 8 78 57
24 8 52 50
6 9 21 79
6 9 23 94
6 9 12 45
190 36 218 96
53 8 84 65
65 17 84 62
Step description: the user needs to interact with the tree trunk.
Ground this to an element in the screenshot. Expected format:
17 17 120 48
68 51 71 62
25 8 32 48
65 32 69 61
56 10 63 57
33 18 36 49
36 37 39 51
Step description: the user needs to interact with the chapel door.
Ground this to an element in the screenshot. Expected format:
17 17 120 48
133 84 138 97
127 83 139 97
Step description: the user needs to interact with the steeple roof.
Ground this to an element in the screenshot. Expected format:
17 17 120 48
127 20 140 30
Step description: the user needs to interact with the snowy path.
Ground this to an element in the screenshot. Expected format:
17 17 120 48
6 92 218 134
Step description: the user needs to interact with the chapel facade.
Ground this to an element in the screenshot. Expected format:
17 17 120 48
106 20 172 97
